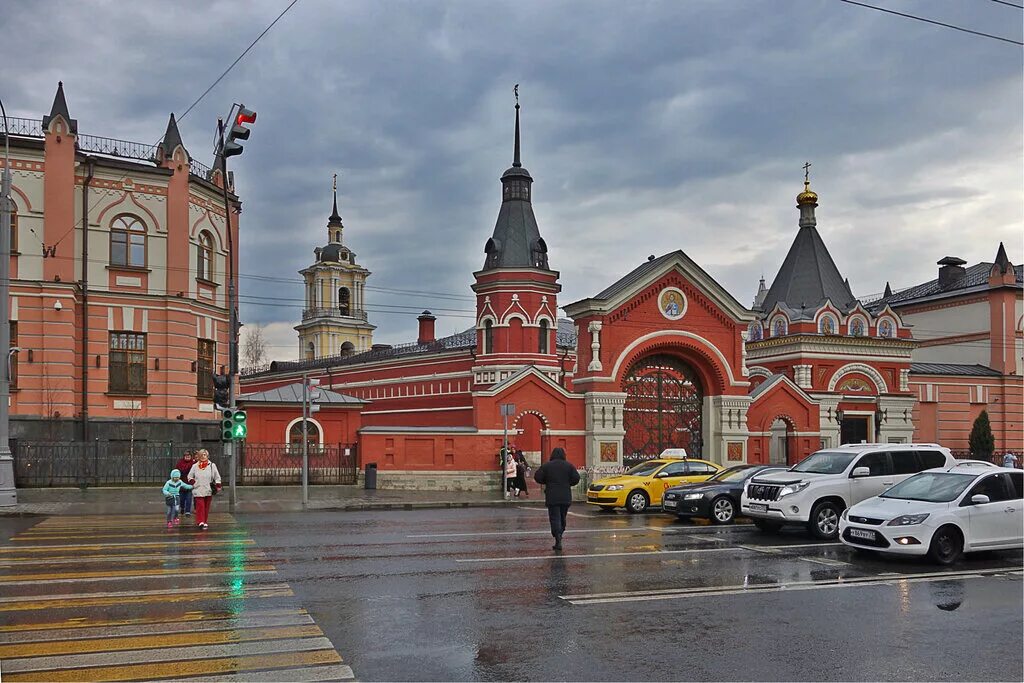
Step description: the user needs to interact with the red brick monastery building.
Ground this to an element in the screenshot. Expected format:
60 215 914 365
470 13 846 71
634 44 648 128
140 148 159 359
241 102 1022 489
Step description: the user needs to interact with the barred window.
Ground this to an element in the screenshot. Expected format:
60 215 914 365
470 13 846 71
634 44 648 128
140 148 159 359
197 339 215 398
109 332 147 394
110 216 146 268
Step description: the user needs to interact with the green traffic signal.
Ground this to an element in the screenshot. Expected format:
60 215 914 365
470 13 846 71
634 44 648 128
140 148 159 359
231 410 248 441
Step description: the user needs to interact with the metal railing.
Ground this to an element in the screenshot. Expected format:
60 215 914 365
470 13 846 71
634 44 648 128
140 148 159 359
76 134 157 162
238 443 357 485
190 158 213 180
13 440 223 488
1 116 43 138
301 307 369 321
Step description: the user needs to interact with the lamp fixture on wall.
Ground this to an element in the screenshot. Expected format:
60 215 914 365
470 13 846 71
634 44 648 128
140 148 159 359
835 409 844 425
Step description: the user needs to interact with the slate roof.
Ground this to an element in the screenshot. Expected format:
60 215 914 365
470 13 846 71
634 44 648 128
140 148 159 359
870 262 1023 311
237 382 366 404
484 194 545 268
909 363 1003 377
159 113 187 158
593 253 677 301
258 319 578 377
42 81 77 133
758 225 857 314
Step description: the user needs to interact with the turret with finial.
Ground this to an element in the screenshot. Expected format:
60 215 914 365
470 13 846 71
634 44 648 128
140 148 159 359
797 161 818 228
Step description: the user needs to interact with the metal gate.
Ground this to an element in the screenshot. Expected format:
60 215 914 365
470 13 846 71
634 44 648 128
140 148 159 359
237 443 357 485
622 354 704 463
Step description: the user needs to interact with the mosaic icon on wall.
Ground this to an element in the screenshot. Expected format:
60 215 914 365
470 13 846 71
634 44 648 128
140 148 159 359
659 287 687 321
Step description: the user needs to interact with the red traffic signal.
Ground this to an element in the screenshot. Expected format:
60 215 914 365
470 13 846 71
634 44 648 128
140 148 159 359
224 105 256 158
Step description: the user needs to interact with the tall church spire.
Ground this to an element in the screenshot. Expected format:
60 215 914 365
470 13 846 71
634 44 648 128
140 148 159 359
513 84 521 168
329 173 343 227
481 86 548 270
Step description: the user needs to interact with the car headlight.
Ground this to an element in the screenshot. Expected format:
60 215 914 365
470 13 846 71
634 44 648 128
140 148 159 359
841 508 849 521
886 513 929 526
683 493 704 500
606 485 624 491
778 482 810 498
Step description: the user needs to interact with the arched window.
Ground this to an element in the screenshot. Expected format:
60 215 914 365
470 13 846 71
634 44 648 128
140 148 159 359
196 231 214 281
338 287 351 316
538 319 549 354
288 419 321 450
341 341 355 357
335 231 341 243
305 341 315 360
110 215 146 267
483 320 494 354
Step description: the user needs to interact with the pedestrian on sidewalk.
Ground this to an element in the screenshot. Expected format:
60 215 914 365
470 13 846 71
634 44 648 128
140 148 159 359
186 449 221 530
504 448 518 497
513 450 530 498
533 447 580 551
1003 452 1019 468
161 469 192 529
174 449 196 517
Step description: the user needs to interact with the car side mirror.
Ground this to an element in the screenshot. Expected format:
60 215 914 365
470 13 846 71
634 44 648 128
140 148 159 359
654 471 668 478
851 466 871 478
970 494 990 505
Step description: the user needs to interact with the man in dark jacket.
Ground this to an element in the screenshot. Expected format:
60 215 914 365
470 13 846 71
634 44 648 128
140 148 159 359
534 447 580 550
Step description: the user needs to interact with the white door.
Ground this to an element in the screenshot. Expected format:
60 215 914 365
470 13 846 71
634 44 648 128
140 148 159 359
849 451 894 504
1000 472 1023 545
964 474 1013 548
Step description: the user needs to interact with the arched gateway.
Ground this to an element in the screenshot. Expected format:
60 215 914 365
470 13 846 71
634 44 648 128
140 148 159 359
622 353 704 460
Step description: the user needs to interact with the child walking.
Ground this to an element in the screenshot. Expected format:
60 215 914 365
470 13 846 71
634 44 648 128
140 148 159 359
162 469 193 529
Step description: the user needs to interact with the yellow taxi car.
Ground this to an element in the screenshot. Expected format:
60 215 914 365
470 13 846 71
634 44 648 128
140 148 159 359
586 457 723 513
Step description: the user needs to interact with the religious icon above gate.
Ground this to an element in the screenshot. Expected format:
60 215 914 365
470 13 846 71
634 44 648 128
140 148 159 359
658 287 687 321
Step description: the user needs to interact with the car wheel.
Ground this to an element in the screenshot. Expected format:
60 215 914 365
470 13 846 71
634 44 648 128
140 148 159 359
625 490 649 514
927 526 963 566
710 496 735 525
753 519 782 533
809 501 842 540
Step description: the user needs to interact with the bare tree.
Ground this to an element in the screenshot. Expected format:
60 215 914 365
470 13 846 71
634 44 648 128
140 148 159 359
242 322 268 370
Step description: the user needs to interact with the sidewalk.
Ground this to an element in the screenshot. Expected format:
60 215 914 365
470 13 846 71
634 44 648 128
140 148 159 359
0 486 549 516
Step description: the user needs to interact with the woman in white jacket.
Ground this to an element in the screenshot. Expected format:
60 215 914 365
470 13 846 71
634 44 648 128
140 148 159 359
186 449 221 530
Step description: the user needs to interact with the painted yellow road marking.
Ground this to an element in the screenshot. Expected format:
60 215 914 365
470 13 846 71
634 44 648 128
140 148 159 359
0 563 276 583
0 607 307 634
0 624 324 658
1 648 343 682
0 539 255 553
0 585 293 612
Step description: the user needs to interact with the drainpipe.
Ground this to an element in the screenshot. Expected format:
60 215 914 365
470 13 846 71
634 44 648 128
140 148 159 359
80 157 94 440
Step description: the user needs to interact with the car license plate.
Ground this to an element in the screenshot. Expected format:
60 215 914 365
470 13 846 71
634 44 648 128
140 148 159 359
749 503 767 513
664 500 677 509
849 528 875 541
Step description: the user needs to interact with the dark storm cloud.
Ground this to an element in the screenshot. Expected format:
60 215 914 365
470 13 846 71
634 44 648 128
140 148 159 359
4 0 1021 358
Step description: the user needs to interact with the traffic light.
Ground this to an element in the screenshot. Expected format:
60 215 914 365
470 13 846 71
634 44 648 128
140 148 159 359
307 377 321 414
213 373 231 408
221 408 234 442
231 410 248 440
223 106 256 158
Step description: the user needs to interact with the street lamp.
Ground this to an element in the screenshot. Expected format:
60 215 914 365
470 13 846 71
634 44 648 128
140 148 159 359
0 95 16 505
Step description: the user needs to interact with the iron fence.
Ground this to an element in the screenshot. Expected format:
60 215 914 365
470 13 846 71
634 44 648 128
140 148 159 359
13 440 223 488
237 443 357 485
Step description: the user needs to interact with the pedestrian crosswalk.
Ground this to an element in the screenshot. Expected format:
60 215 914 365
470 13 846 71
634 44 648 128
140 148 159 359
0 514 355 682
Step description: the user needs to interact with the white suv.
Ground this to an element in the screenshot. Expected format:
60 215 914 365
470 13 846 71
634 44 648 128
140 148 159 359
741 444 957 539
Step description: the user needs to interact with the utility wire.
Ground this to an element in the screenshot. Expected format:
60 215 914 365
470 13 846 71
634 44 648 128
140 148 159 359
836 0 1024 45
178 0 301 124
986 0 1023 9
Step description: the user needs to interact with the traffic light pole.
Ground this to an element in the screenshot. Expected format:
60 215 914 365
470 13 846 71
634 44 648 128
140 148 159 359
219 117 238 509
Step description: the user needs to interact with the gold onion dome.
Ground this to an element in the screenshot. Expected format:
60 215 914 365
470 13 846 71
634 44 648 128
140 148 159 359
796 180 818 206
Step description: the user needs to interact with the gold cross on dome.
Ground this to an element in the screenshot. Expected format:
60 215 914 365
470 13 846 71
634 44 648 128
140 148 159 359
803 161 812 183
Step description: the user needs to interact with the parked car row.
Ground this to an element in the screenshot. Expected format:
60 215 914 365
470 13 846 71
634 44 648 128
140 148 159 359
585 443 1023 566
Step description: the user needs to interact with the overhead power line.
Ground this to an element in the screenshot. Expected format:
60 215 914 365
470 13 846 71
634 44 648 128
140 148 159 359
836 0 1024 45
986 0 1023 9
178 0 301 123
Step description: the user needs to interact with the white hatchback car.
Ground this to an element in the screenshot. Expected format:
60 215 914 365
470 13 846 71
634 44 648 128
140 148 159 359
839 463 1023 565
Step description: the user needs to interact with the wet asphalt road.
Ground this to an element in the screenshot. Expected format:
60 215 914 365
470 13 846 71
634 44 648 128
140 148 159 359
236 506 1024 682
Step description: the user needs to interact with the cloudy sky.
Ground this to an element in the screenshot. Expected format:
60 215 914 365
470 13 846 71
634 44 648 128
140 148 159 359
5 0 1022 360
